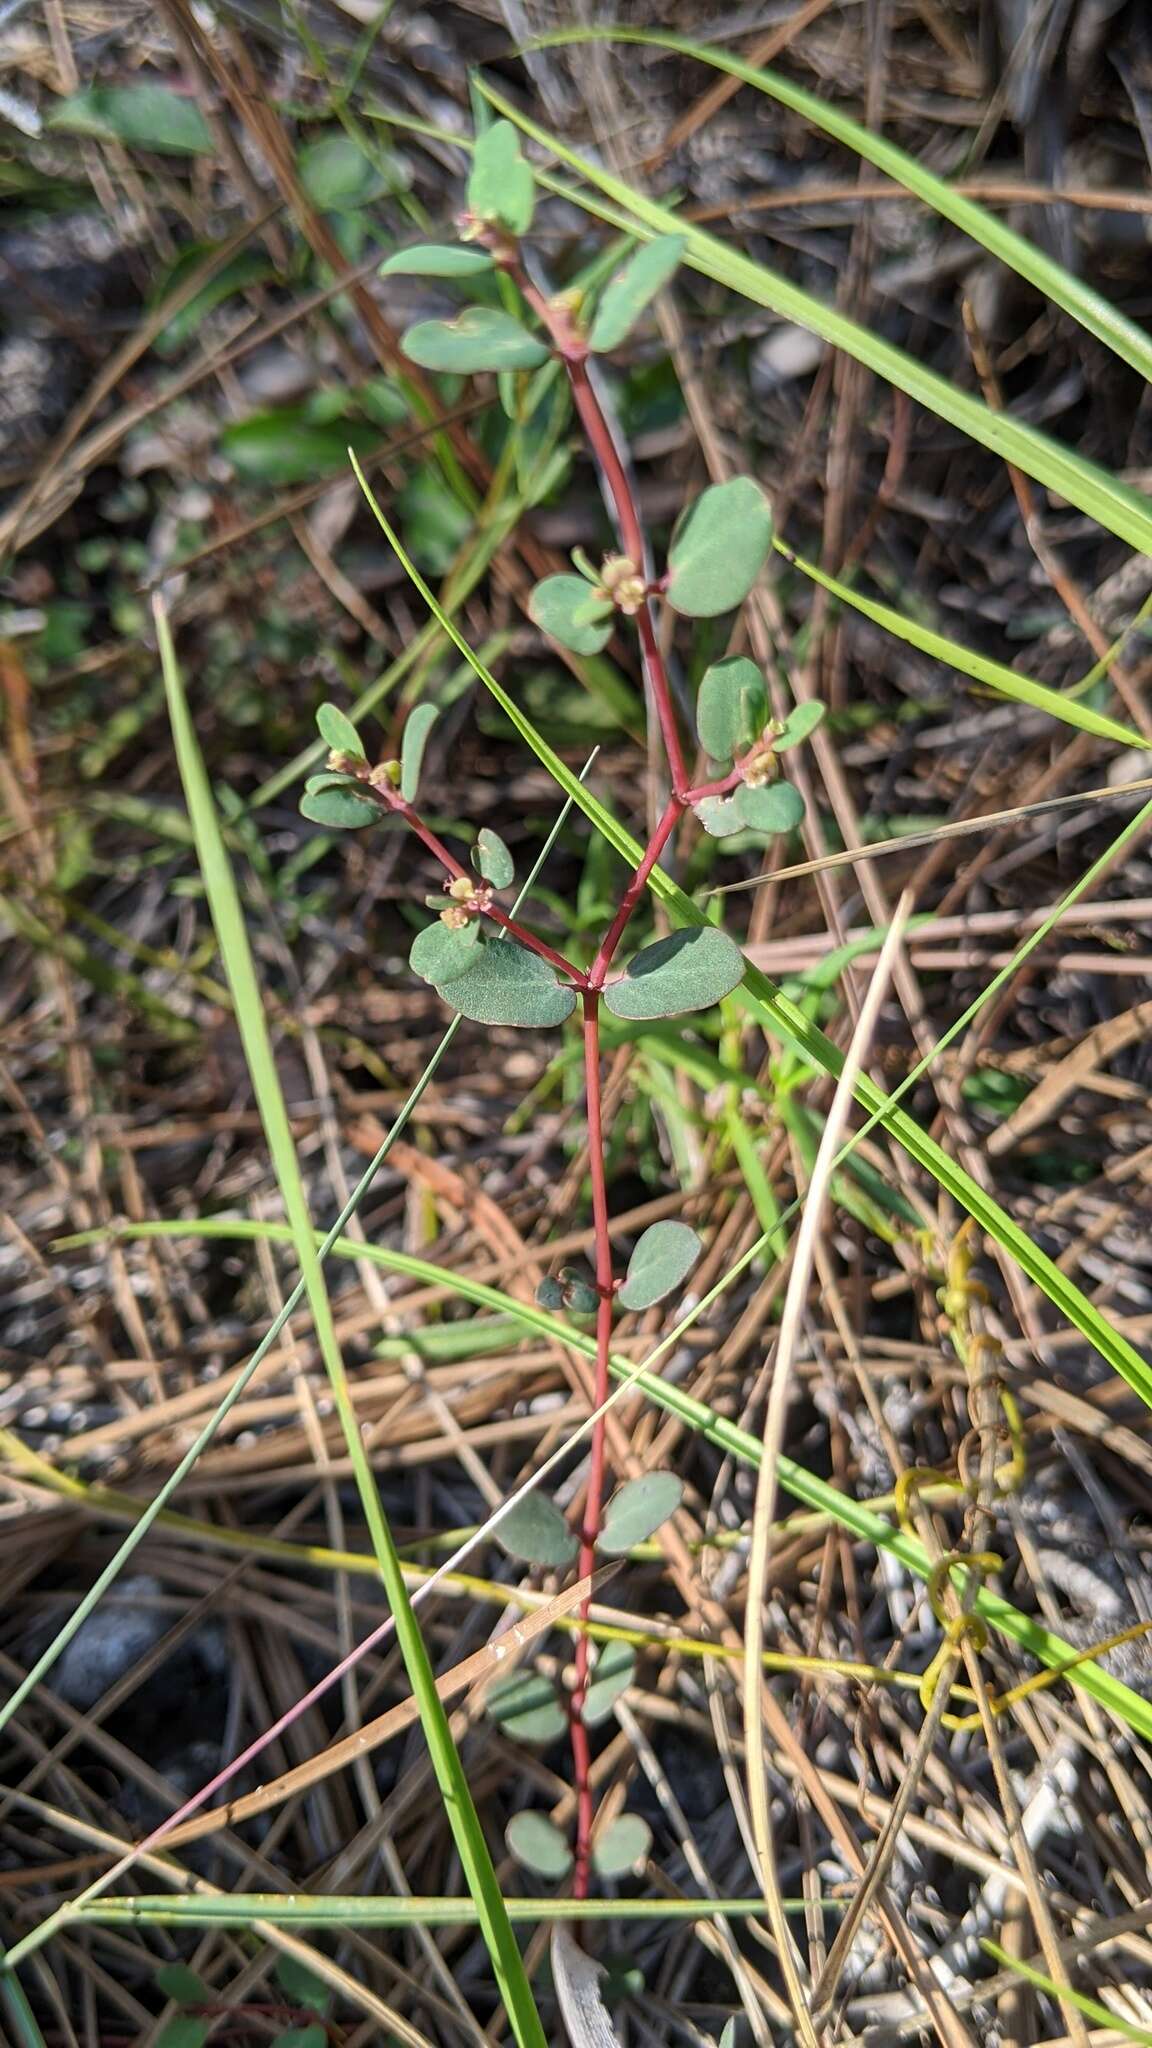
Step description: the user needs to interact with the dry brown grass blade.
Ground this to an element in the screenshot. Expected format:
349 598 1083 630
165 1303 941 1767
742 893 914 2045
157 1563 611 1852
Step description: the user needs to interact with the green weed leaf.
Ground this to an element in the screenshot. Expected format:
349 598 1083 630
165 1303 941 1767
221 410 376 486
299 133 405 211
380 242 495 278
506 1810 572 1879
773 700 825 750
497 1493 579 1568
468 119 535 235
473 826 515 888
316 702 366 762
274 1955 330 2011
156 2021 211 2048
402 307 548 374
155 1964 209 2005
439 938 577 1028
529 573 614 654
603 928 744 1020
734 781 805 833
695 656 767 762
535 1276 565 1310
48 83 213 155
588 234 685 352
410 918 482 985
666 477 774 617
591 1812 652 1877
300 785 381 829
269 2028 327 2048
400 702 438 801
691 793 742 838
583 1641 636 1725
598 1472 684 1553
488 1670 568 1744
618 1220 702 1310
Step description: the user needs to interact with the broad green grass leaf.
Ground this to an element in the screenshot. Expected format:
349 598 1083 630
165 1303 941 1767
618 1221 702 1310
479 88 1152 556
780 544 1149 749
410 918 482 985
380 243 494 278
488 1671 568 1744
221 411 376 486
530 28 1152 390
440 937 577 1028
154 603 548 2048
588 233 685 351
696 656 767 761
400 701 438 800
591 1814 651 1878
316 703 366 761
468 119 534 234
530 573 614 654
474 826 515 887
599 1473 684 1553
507 1812 572 1880
666 478 774 617
48 83 213 155
583 1642 636 1724
604 928 745 1020
497 1493 579 1568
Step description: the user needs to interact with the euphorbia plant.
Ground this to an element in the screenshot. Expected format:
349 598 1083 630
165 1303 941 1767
303 120 824 1900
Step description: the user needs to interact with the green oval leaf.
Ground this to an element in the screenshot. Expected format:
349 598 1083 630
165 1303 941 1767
300 785 381 829
773 699 825 751
47 83 214 156
488 1670 568 1744
618 1220 702 1311
598 1472 684 1554
473 826 515 889
590 1812 652 1878
438 938 577 1029
583 1641 637 1726
734 780 805 834
155 1964 209 2005
588 234 686 353
316 702 366 762
402 307 548 374
269 2027 327 2048
400 702 438 801
221 410 377 486
692 792 743 840
666 477 773 617
506 1809 572 1879
562 1276 599 1316
380 243 495 278
468 119 535 236
535 1276 565 1310
274 1955 330 2011
410 918 482 986
156 2021 211 2048
299 133 406 211
695 655 768 762
603 928 745 1020
497 1493 579 1568
529 574 613 655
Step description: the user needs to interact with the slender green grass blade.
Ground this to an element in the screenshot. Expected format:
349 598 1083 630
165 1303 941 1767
70 1896 782 1929
478 85 1152 556
87 602 548 2048
980 1943 1152 2045
526 28 1152 389
349 455 1152 1411
778 543 1149 749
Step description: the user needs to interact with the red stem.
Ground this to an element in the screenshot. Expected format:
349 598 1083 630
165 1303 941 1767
570 990 616 1899
589 792 683 988
380 788 586 985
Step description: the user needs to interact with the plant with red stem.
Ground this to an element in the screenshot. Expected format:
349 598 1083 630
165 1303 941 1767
305 120 824 1903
